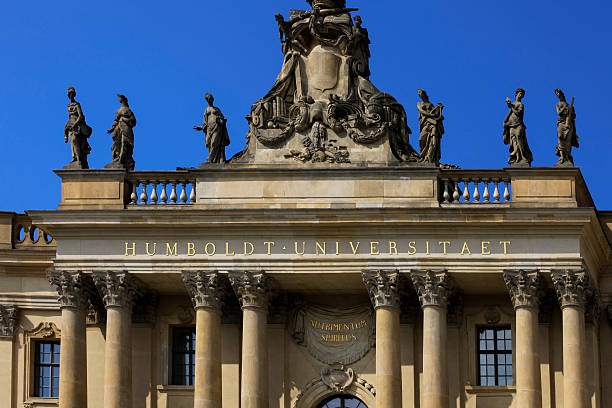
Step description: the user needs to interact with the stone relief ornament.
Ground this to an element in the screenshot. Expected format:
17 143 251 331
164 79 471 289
552 269 593 309
229 271 272 310
362 270 400 309
181 271 225 310
503 270 543 310
417 89 445 166
410 270 450 308
503 88 533 167
63 87 92 169
105 94 137 171
554 88 579 167
232 0 420 165
47 270 91 310
0 304 18 338
26 322 61 339
321 365 355 392
194 93 230 164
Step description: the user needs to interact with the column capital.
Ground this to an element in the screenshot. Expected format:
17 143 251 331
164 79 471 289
410 270 449 308
552 269 592 310
182 271 225 310
229 271 271 310
47 270 91 310
93 271 141 309
0 304 18 339
362 269 400 309
503 269 542 310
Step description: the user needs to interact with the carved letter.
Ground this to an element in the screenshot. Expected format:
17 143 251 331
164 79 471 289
439 241 451 255
166 242 178 257
225 242 235 256
389 241 398 255
408 241 417 255
204 243 216 256
481 241 491 255
370 242 380 255
460 241 471 255
335 241 340 255
294 241 306 255
349 242 360 255
500 241 511 255
187 242 196 257
146 242 157 256
244 242 255 256
125 242 136 256
264 242 275 255
316 242 327 255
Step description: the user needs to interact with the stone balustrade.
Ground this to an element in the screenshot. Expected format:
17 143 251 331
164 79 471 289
1 213 55 249
439 170 512 205
127 172 196 206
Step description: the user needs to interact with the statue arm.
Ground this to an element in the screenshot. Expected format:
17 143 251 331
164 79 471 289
107 111 120 134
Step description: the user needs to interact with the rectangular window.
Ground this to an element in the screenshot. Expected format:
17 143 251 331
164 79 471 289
34 341 60 398
172 327 196 386
477 327 513 386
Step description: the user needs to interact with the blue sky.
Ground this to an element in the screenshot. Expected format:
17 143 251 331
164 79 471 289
1 0 611 211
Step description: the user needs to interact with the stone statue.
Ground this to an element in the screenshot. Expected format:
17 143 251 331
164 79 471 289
194 93 230 164
232 0 420 165
417 89 445 166
105 94 136 171
63 87 92 169
554 88 579 167
503 88 533 167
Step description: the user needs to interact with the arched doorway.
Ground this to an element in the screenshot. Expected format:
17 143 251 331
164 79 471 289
317 394 369 408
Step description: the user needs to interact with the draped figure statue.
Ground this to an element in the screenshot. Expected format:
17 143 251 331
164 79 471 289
554 88 579 167
63 87 92 169
417 89 445 166
194 93 230 164
105 94 136 171
503 88 533 167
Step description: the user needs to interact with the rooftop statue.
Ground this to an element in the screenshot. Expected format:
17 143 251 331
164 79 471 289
63 87 92 169
105 94 137 171
503 88 533 167
231 0 419 165
417 90 445 166
554 88 579 167
194 93 230 164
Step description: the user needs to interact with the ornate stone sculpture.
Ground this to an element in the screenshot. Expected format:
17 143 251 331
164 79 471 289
362 270 400 309
410 270 449 308
64 87 92 169
92 271 141 309
232 0 419 165
417 89 445 166
47 271 90 309
0 304 18 338
181 271 225 309
503 88 533 167
194 93 230 164
229 271 272 310
105 94 137 171
552 269 592 309
503 270 542 310
554 89 579 167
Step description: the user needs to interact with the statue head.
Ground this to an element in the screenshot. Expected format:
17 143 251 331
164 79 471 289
515 88 525 99
67 86 76 99
555 88 566 102
205 93 214 106
117 94 129 106
418 89 429 101
306 0 346 9
354 15 362 27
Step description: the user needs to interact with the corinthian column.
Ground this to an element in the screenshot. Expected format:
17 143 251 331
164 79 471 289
362 270 401 408
93 272 140 408
229 271 271 408
552 270 592 408
182 271 224 408
47 271 90 408
410 270 449 408
504 270 542 408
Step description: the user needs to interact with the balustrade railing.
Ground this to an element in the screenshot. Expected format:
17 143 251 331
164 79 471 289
126 172 196 206
439 171 511 205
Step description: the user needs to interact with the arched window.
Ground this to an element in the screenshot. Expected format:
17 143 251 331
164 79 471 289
317 395 368 408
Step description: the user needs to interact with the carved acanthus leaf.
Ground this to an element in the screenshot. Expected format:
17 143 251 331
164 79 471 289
182 271 225 310
552 269 593 309
92 271 141 309
362 270 400 309
0 304 18 338
503 270 542 310
47 270 91 309
410 270 449 308
229 271 272 310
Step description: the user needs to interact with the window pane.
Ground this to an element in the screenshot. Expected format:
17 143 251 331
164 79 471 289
506 340 512 350
486 330 494 339
499 377 507 386
480 340 486 350
487 340 494 350
487 354 494 365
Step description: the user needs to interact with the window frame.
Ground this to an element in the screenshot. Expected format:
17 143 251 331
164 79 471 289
23 321 62 404
33 340 61 398
170 326 196 386
476 326 513 387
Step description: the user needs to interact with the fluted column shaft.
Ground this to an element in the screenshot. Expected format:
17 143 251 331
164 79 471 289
504 270 542 408
182 271 224 408
93 272 139 408
553 269 592 408
411 270 449 408
230 271 271 408
362 270 402 408
47 271 89 408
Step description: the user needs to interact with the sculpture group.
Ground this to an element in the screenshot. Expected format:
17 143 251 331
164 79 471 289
62 0 580 170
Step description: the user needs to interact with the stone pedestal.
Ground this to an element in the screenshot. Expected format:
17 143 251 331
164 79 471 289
553 270 591 408
230 272 271 408
504 270 542 408
362 270 402 408
93 272 139 408
182 271 224 408
410 270 449 408
47 272 89 408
